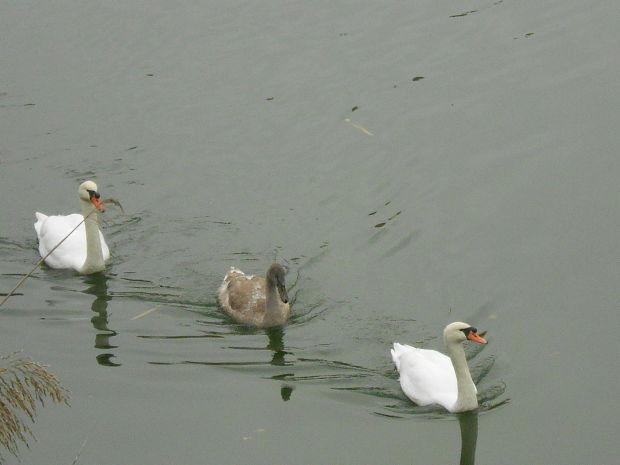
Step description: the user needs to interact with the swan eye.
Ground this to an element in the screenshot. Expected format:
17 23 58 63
460 327 477 336
87 189 100 199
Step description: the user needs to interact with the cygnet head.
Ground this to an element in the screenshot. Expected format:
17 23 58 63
443 321 487 345
78 180 106 212
266 263 288 304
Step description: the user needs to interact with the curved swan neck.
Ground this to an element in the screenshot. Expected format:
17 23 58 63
79 200 105 274
263 280 289 328
265 280 280 312
446 340 478 412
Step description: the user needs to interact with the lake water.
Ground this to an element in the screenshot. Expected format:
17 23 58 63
1 1 618 464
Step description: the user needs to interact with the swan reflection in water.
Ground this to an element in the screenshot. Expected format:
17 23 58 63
457 411 478 465
155 323 296 402
216 326 296 401
265 327 295 401
232 326 296 401
82 273 120 367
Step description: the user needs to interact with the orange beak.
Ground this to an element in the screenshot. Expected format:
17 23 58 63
467 331 488 344
90 196 106 212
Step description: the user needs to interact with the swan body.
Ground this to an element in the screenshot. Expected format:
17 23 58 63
34 180 109 274
391 322 487 413
218 263 290 328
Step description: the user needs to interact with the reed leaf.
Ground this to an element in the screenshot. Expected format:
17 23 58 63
0 352 70 461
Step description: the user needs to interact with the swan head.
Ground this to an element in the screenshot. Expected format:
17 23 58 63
444 321 487 345
78 181 106 212
266 263 288 304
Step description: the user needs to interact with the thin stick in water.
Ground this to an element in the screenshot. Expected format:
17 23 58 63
70 437 88 465
131 306 160 321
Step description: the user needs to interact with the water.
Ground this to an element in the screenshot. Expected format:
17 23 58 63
1 1 619 464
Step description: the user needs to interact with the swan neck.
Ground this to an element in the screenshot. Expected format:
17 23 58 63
265 280 280 314
80 200 105 274
446 340 478 412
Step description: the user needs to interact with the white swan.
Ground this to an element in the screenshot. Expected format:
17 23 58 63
34 180 110 274
217 263 290 328
391 322 488 413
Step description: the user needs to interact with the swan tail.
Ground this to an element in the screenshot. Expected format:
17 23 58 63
391 342 408 371
219 267 245 296
223 267 246 282
34 212 48 236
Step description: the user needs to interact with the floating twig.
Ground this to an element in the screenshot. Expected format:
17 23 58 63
130 306 160 321
344 118 374 136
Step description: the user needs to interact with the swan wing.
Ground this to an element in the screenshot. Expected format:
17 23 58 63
35 213 89 270
99 230 110 261
392 343 458 410
218 268 266 320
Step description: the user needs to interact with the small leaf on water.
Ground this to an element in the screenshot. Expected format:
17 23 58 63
374 222 386 228
351 106 359 112
387 211 401 221
450 9 477 18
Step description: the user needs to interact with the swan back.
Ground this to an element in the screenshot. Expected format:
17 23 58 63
391 342 458 409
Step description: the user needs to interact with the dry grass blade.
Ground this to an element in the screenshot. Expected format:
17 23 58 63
71 437 88 465
0 352 70 462
131 306 160 321
344 118 374 136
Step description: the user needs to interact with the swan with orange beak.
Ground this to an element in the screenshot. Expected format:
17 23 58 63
391 322 488 412
34 180 110 274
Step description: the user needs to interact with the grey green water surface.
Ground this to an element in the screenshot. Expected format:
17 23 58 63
1 1 619 464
